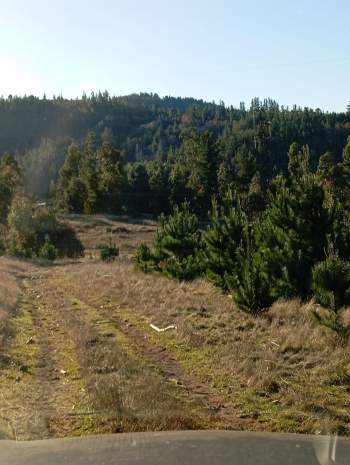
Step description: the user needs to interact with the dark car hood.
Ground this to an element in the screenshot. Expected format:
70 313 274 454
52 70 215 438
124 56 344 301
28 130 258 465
1 430 349 465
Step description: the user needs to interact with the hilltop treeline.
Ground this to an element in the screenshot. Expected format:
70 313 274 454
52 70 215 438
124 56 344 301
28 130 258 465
0 93 349 203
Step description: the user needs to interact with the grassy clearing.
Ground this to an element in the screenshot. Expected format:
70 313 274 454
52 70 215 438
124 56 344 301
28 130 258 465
59 214 157 259
55 247 350 435
48 280 220 432
1 215 350 439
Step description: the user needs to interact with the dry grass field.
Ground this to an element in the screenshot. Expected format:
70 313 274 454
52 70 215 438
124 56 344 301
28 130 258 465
0 214 349 440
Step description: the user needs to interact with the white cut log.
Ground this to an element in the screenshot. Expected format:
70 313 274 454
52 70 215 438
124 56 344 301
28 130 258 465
150 323 177 333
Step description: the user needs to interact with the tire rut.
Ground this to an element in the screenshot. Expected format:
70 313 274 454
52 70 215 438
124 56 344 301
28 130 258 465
53 277 258 431
10 274 90 438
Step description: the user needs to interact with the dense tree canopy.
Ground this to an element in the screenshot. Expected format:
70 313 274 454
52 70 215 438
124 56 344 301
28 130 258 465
0 94 348 205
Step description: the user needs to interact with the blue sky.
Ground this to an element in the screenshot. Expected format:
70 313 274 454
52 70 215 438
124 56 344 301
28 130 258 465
0 0 349 111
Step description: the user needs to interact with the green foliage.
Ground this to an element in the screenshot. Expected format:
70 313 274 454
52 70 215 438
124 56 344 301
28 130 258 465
135 202 202 280
136 136 350 315
225 227 272 313
147 160 170 214
160 254 202 281
6 193 38 257
97 143 126 213
0 154 22 224
181 129 219 215
155 202 200 257
312 255 350 312
202 191 245 288
134 243 155 273
38 236 58 261
54 138 127 214
99 240 119 262
126 162 150 214
233 145 257 193
48 223 85 259
255 145 331 300
80 133 99 214
55 144 86 213
5 192 84 259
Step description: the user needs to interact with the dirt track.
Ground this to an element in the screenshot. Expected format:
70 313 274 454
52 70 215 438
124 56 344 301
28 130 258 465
0 259 255 440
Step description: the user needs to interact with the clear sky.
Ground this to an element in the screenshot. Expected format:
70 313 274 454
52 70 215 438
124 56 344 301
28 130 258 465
0 0 349 111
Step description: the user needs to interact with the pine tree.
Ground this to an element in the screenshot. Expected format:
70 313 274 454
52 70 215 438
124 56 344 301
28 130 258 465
126 162 150 214
233 145 257 193
312 253 350 313
339 136 350 205
147 160 170 214
245 173 265 219
153 202 202 280
55 144 86 213
97 143 126 213
255 144 332 300
225 223 272 313
317 152 337 189
0 154 22 224
202 191 245 289
182 129 219 215
80 133 99 214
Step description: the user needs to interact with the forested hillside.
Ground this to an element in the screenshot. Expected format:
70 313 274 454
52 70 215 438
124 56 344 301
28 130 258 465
1 93 349 204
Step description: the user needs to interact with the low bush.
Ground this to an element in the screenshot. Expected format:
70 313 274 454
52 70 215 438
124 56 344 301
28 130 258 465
38 236 58 261
312 255 350 312
99 240 119 262
134 243 155 272
134 202 203 280
5 192 84 260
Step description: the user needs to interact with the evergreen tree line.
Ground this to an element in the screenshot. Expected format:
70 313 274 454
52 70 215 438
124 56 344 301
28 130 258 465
0 94 348 200
53 118 350 220
135 137 350 321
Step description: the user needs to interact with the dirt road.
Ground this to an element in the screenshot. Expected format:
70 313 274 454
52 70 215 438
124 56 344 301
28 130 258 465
0 258 254 440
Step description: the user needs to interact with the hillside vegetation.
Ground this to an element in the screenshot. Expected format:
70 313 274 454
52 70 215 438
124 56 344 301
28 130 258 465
0 94 349 205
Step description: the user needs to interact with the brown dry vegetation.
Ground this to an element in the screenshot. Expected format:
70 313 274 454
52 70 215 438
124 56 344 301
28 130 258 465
59 214 157 258
0 214 349 440
59 261 350 435
0 258 25 351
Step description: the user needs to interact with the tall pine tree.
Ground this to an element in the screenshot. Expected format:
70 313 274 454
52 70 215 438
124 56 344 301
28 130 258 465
255 143 332 300
202 191 245 289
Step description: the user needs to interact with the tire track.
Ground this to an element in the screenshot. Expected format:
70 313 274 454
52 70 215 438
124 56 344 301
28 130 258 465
53 274 258 431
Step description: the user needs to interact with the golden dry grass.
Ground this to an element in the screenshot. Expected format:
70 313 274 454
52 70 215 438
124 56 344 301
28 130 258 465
1 214 350 437
0 258 25 351
55 212 350 434
59 214 157 258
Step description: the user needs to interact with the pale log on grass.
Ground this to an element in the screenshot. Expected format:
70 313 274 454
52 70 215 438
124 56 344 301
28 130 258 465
150 324 177 333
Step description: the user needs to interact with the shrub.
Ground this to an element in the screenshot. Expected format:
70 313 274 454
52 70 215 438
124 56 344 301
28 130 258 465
134 243 155 272
48 223 85 258
312 256 350 312
153 202 202 280
162 255 202 281
6 193 37 257
5 192 84 259
225 226 272 313
202 192 245 289
134 202 202 280
38 236 58 261
99 240 119 262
